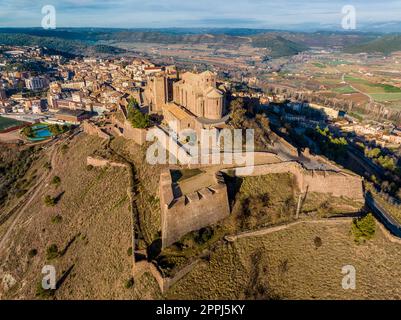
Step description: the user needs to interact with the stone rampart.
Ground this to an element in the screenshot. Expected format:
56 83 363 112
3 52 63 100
160 170 230 248
110 113 148 145
82 121 110 140
232 161 364 200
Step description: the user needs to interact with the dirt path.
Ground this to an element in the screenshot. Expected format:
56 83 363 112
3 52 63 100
341 73 373 103
225 218 354 242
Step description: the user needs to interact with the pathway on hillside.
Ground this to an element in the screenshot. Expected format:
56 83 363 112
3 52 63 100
225 218 355 242
0 131 79 251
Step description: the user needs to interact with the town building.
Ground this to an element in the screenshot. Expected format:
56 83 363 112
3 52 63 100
55 108 91 124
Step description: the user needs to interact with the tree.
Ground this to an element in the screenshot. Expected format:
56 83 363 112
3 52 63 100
375 155 396 171
127 98 150 129
229 98 247 128
48 124 68 136
22 126 34 138
351 213 376 243
365 147 381 159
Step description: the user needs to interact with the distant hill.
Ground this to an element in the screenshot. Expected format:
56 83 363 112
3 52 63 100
0 32 126 57
0 29 310 58
344 34 401 55
0 28 394 58
279 31 379 48
251 34 309 57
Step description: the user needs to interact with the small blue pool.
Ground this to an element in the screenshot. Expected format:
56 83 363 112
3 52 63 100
27 124 53 141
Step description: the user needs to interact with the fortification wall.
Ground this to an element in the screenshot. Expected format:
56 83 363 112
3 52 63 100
301 148 341 171
160 170 230 248
133 259 199 293
233 162 364 200
110 114 148 145
82 121 110 140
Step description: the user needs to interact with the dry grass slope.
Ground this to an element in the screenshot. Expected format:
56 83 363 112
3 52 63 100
167 221 401 300
0 134 137 299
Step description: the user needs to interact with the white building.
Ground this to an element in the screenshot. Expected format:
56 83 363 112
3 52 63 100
25 77 49 91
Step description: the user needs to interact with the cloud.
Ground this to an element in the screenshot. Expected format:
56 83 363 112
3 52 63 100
0 0 400 28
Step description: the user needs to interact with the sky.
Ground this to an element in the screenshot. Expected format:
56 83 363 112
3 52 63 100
0 0 401 29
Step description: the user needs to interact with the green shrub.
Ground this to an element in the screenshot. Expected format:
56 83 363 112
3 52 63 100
314 236 323 249
46 244 59 260
60 144 69 154
124 277 134 289
44 195 56 207
196 227 214 245
35 282 55 299
51 215 62 224
351 213 376 243
22 126 34 138
127 247 133 256
28 249 38 258
51 176 61 186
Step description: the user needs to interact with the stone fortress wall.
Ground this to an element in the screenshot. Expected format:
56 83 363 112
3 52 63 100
110 112 148 145
231 161 364 200
82 121 110 140
160 170 230 248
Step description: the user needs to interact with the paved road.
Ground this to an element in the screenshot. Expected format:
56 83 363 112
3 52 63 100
365 193 401 238
347 145 385 178
270 139 339 171
271 135 401 238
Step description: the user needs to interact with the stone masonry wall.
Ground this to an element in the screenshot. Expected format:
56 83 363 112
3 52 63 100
160 170 230 248
233 161 364 200
82 121 110 140
110 114 148 145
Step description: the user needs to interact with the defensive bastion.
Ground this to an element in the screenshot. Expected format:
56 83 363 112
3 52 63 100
159 170 230 248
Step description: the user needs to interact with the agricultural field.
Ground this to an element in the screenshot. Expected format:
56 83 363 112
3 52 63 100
344 74 401 106
332 85 357 94
344 75 401 93
370 93 401 102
